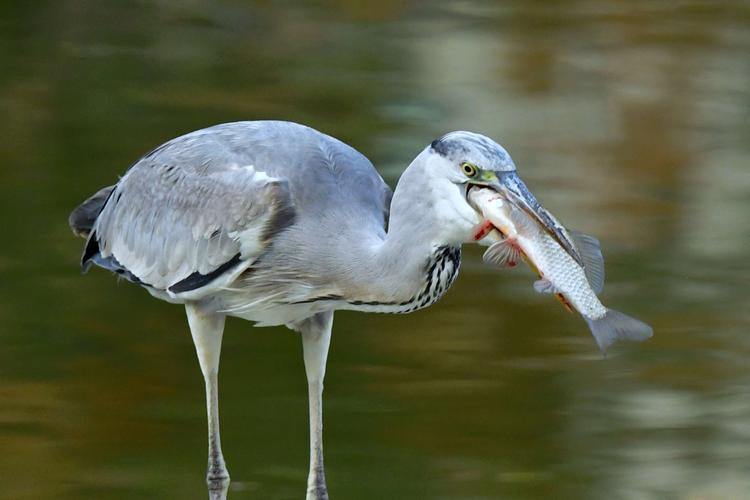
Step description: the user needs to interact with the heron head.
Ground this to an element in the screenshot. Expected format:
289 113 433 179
425 131 575 254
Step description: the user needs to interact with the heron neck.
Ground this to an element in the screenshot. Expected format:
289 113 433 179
355 162 464 305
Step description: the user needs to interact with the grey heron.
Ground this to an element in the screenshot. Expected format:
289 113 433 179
69 121 638 499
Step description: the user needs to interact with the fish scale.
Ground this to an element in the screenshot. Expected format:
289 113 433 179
526 228 606 319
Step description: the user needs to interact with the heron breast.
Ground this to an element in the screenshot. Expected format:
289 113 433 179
346 245 461 314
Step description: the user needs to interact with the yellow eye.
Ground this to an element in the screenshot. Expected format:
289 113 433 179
461 162 478 177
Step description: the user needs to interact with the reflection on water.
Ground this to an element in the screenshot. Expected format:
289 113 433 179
1 1 749 499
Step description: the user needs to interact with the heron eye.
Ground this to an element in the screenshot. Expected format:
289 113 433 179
461 162 478 177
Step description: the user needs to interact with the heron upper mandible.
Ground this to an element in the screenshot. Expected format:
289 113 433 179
69 121 563 499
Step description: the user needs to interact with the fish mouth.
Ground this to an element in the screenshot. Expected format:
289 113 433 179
467 172 584 266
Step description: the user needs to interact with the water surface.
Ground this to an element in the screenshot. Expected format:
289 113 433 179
1 1 749 498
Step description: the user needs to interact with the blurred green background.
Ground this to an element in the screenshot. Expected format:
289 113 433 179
1 1 749 499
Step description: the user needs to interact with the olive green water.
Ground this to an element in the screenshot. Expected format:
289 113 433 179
2 1 750 499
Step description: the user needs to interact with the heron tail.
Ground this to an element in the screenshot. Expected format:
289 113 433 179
68 185 115 239
585 308 653 354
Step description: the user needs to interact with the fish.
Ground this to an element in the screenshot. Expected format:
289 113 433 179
468 187 653 353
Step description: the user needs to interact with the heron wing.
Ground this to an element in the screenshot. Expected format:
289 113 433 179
85 149 294 299
79 120 391 305
69 185 116 238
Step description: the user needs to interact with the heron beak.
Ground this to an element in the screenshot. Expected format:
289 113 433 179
481 171 583 266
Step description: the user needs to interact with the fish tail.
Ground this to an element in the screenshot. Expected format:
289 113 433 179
584 309 653 354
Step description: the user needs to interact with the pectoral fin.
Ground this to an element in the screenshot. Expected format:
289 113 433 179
483 239 522 269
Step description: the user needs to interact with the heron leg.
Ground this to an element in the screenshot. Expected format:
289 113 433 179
297 312 333 500
185 303 230 488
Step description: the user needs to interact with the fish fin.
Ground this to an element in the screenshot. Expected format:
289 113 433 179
483 239 522 268
534 281 575 313
570 230 605 294
556 293 574 313
533 278 559 294
584 309 653 354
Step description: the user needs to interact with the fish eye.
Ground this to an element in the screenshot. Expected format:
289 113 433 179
461 162 478 177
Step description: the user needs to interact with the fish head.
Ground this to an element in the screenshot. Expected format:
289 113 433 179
430 132 583 265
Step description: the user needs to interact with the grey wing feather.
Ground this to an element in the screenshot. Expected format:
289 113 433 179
90 146 294 297
69 185 115 238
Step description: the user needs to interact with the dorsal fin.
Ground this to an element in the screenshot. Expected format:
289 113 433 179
570 230 605 294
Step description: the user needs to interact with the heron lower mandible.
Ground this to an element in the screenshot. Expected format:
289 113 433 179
69 121 579 499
